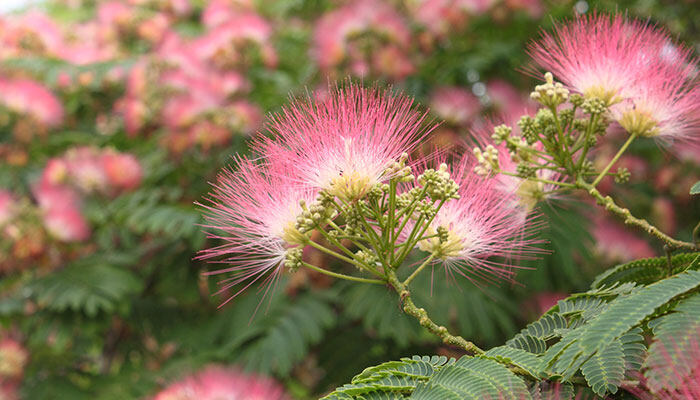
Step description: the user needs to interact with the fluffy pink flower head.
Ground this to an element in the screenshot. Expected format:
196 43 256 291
0 78 64 127
407 156 544 283
193 12 277 68
528 14 669 105
63 147 110 194
202 0 255 28
257 84 431 202
409 0 495 37
611 58 700 142
153 366 288 400
34 172 90 243
198 157 317 306
486 80 537 117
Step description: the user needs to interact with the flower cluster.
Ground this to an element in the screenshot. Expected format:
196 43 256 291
1 147 142 273
313 0 414 81
200 84 543 303
529 13 699 144
115 1 271 153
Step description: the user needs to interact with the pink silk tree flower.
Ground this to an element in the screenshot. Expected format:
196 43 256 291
406 156 544 284
0 78 64 127
527 13 671 105
101 151 143 192
153 366 288 400
0 338 28 382
611 59 700 143
197 157 317 306
42 204 91 242
255 84 431 202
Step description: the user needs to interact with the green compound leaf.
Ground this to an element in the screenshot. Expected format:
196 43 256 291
26 257 143 317
541 271 700 395
410 356 531 400
484 346 542 378
321 356 454 400
506 313 567 354
644 293 700 393
580 338 625 396
591 252 700 289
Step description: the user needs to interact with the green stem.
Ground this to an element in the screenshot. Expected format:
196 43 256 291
403 253 436 286
591 133 636 187
574 113 597 173
301 262 384 284
550 105 574 174
385 269 483 354
577 179 698 251
306 239 371 271
394 199 446 268
498 170 575 189
316 223 383 277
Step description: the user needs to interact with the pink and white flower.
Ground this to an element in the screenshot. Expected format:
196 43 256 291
610 58 699 142
256 85 431 202
198 158 316 305
101 151 143 191
0 338 28 382
407 156 543 283
528 14 669 105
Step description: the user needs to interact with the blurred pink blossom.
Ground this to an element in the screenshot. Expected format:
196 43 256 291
313 0 412 79
202 0 255 28
0 78 64 127
101 151 144 191
153 366 288 400
485 80 537 119
193 12 277 68
42 204 91 242
0 338 28 382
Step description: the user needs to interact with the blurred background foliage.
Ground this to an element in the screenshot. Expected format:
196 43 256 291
0 0 698 398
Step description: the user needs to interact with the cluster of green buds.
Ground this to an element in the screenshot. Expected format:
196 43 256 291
418 163 460 201
472 72 623 191
530 72 570 108
281 150 465 286
473 145 500 177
